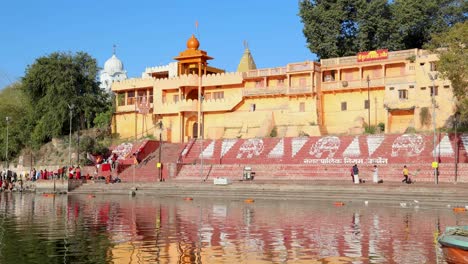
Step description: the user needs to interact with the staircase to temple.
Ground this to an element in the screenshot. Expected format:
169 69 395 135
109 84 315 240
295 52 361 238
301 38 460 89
176 162 468 183
117 142 185 182
174 133 468 183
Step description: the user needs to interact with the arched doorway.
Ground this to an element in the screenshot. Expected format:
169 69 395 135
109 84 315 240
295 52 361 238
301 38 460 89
186 89 198 100
192 122 198 139
185 116 197 140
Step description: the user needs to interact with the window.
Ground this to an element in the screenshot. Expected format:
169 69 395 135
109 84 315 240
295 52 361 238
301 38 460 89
430 86 438 96
173 95 179 103
204 92 211 100
213 91 224 99
162 95 166 104
250 104 256 112
341 102 347 111
389 87 395 91
323 70 335 82
420 87 426 90
364 100 369 109
430 62 437 71
278 79 285 87
409 85 414 89
444 85 450 89
299 102 305 112
127 91 135 105
117 93 125 106
149 90 153 103
409 66 415 70
137 90 146 101
398 89 408 100
255 80 264 87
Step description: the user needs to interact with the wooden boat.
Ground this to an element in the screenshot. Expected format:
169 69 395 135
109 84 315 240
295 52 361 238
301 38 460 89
438 226 468 264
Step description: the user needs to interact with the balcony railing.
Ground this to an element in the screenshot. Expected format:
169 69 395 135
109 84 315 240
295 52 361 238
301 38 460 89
320 74 416 92
116 103 154 113
154 93 243 114
287 62 314 72
321 49 418 67
288 86 314 95
242 85 314 97
243 87 286 96
244 67 287 78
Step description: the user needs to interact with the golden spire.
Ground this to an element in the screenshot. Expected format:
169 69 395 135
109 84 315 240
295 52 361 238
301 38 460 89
237 41 257 72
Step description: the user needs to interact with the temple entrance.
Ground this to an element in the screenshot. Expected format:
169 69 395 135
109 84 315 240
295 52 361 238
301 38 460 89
192 122 198 139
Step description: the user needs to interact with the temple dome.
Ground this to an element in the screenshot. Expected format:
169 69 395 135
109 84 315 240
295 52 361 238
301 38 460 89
104 54 124 75
187 35 200 50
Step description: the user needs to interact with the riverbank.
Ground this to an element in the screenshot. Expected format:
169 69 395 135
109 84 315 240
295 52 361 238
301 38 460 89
69 180 468 207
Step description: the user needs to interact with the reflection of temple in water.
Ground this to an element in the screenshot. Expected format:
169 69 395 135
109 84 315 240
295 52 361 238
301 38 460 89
0 194 461 263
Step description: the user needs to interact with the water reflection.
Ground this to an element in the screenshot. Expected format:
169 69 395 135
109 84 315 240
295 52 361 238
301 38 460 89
0 193 466 263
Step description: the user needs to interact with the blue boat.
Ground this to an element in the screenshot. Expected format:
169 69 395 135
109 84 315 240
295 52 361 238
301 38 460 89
438 226 468 264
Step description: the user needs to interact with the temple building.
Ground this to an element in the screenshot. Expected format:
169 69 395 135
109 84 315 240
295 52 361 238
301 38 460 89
111 35 455 143
100 46 128 92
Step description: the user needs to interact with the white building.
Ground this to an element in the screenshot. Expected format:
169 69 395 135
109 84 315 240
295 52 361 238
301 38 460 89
99 48 127 92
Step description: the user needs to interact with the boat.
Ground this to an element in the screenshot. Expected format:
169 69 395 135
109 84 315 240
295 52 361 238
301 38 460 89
438 226 468 264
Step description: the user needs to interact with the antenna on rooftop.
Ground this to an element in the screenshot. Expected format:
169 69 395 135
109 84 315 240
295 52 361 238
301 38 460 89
243 40 249 49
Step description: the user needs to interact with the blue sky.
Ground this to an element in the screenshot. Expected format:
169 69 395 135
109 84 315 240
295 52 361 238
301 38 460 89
0 0 316 89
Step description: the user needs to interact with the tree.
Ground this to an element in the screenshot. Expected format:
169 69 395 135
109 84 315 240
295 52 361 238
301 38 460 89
0 82 34 160
392 0 467 49
299 0 467 59
426 21 468 126
22 52 109 146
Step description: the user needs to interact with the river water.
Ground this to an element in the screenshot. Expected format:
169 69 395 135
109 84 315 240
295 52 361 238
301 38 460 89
0 192 466 264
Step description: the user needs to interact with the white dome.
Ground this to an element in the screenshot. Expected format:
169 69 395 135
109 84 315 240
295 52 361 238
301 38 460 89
104 54 124 75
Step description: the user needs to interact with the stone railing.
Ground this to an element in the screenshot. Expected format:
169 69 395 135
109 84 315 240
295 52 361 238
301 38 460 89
321 49 418 67
288 86 314 95
116 103 154 113
321 78 385 91
288 62 315 72
203 93 243 112
244 67 287 78
242 86 315 96
154 93 243 114
242 87 286 96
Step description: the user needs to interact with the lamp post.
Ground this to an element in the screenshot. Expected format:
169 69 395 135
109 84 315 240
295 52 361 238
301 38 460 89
454 112 460 183
428 73 438 184
5 117 10 169
366 75 371 129
200 95 204 182
67 104 74 166
158 120 163 182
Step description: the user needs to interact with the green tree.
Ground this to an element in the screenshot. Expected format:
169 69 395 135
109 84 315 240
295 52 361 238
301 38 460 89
299 0 467 59
426 21 468 125
0 82 34 160
392 0 467 49
22 52 109 146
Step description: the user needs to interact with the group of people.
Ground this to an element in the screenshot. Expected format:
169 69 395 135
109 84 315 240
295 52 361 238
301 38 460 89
350 164 412 184
0 170 20 191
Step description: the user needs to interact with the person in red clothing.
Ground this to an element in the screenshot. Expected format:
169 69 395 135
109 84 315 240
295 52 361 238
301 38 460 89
75 166 81 180
69 166 74 179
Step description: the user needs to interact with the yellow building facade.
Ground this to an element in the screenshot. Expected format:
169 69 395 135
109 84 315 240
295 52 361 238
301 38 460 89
112 36 455 143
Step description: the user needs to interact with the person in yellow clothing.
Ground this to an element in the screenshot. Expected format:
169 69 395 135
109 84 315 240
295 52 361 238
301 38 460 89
402 165 411 184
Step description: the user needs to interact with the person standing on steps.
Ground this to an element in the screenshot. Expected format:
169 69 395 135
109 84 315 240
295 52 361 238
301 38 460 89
352 164 360 184
373 165 379 183
402 165 411 184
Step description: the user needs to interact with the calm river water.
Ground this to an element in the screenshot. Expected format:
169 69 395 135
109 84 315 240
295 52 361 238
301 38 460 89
0 192 466 264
